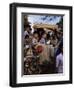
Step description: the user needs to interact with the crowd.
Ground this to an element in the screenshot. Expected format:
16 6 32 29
23 24 63 75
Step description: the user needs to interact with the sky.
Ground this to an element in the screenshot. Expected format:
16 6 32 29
28 15 62 25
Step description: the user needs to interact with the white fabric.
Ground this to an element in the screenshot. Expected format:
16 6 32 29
56 53 63 73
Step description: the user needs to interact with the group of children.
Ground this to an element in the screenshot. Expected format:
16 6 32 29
24 25 63 74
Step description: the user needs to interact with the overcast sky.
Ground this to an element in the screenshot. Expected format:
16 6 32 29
28 15 62 25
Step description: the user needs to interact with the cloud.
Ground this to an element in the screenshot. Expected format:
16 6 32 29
28 15 62 25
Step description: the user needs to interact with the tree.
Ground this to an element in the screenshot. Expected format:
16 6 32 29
24 15 31 30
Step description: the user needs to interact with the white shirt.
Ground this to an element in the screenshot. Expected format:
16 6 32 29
24 31 29 37
56 53 63 73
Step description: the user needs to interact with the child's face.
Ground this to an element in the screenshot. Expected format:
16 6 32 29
26 27 30 32
34 34 38 39
29 35 33 39
43 33 47 38
25 38 29 42
29 35 33 42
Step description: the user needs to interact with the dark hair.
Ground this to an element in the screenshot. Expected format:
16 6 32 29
47 33 50 40
24 25 32 31
59 39 63 50
25 35 29 39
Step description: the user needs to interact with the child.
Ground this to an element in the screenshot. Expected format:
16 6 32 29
56 43 63 73
32 31 39 45
24 26 31 38
39 33 47 44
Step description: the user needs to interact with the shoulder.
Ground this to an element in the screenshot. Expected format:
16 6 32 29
56 53 63 60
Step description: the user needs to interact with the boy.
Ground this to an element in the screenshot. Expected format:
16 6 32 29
56 43 63 73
